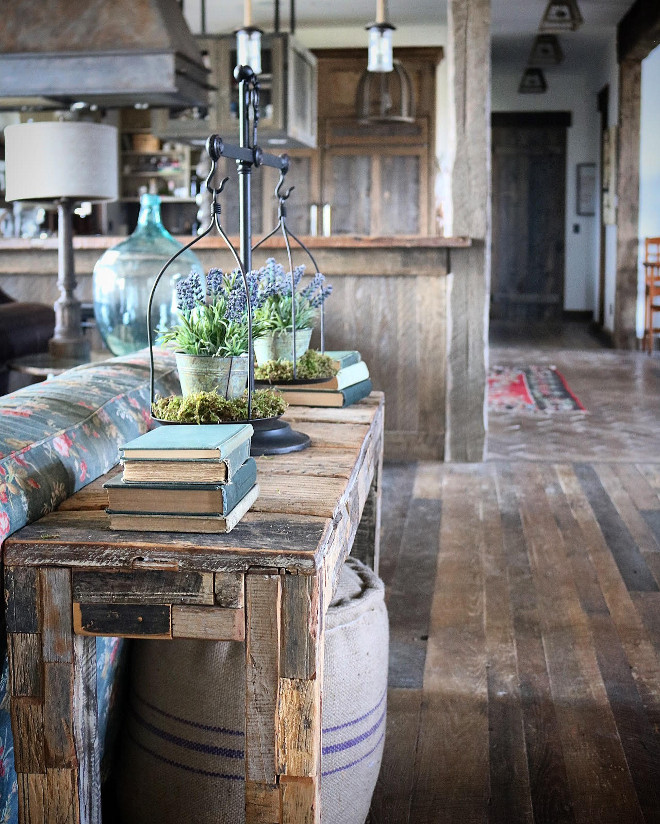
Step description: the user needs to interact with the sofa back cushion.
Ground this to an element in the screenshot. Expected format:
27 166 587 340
0 349 179 823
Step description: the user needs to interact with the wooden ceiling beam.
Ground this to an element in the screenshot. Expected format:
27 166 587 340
618 0 660 62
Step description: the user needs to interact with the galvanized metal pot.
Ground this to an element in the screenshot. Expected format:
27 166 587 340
253 328 313 364
175 353 248 399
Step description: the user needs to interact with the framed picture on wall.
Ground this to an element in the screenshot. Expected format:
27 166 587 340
576 163 596 216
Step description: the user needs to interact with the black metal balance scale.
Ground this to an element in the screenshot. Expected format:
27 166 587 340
147 65 327 456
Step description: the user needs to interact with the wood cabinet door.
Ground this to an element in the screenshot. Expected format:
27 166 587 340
323 147 427 236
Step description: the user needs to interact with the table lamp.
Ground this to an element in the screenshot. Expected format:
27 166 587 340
4 121 118 359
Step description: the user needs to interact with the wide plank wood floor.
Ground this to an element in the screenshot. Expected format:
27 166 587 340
369 345 660 824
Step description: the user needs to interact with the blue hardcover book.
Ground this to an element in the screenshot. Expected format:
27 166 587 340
277 379 373 408
105 458 257 516
120 423 253 460
121 437 251 484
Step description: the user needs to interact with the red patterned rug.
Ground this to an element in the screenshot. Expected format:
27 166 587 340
488 365 586 413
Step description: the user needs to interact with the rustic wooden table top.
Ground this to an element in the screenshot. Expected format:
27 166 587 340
5 394 385 580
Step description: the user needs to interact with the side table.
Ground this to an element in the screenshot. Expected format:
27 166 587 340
8 351 109 379
4 394 384 824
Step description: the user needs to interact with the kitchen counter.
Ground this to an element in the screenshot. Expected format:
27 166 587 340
0 234 477 460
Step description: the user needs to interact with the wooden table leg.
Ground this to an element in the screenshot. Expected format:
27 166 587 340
245 570 282 823
244 569 323 824
277 572 323 824
6 566 100 824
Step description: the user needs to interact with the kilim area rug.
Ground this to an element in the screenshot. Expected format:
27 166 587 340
488 365 586 413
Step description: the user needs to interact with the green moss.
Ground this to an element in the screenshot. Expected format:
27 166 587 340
152 388 287 423
255 349 338 382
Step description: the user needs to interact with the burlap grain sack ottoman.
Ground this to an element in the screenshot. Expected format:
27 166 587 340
116 557 388 824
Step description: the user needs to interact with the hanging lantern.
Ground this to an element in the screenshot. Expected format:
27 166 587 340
528 34 564 66
357 60 415 123
518 68 548 94
539 0 584 32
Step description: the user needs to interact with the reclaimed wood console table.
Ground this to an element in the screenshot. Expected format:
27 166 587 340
4 393 384 824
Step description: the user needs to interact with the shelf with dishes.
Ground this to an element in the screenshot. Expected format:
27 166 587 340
120 145 192 201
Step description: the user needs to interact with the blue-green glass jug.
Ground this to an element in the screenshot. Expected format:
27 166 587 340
93 194 203 356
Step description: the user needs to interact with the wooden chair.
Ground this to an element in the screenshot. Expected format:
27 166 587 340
643 237 660 354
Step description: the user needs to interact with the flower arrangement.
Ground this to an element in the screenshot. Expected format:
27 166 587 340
160 268 267 357
254 258 332 333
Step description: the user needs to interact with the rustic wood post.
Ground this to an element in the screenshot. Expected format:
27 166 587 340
445 0 491 462
614 0 660 348
614 59 642 349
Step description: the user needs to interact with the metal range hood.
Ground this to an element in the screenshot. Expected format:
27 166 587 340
0 0 210 110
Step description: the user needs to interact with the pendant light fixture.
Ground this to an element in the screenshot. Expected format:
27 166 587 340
539 0 583 32
235 0 262 74
367 0 395 73
518 68 548 94
528 34 564 66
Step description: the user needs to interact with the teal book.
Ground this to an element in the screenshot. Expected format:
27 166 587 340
108 484 260 534
278 379 373 408
121 437 251 484
105 458 257 516
273 361 370 392
120 423 253 460
324 350 362 370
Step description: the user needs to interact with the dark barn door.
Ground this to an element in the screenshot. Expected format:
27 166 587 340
491 112 569 323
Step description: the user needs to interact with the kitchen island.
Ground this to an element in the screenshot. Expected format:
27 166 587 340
0 234 482 461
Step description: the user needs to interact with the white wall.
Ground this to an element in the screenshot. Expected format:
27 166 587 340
492 61 609 313
638 45 660 337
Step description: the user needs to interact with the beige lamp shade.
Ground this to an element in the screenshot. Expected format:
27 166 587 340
4 121 118 202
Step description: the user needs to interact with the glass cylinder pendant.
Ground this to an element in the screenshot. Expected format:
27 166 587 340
367 24 394 73
236 27 262 75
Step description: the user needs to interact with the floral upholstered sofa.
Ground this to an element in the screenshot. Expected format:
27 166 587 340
0 349 180 822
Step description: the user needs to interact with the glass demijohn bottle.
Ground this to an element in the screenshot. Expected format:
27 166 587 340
93 194 204 356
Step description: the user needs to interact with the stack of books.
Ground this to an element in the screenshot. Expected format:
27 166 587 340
104 424 258 533
273 350 372 408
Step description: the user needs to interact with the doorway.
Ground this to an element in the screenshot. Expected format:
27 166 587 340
491 111 570 325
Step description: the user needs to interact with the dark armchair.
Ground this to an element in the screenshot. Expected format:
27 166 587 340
0 288 55 393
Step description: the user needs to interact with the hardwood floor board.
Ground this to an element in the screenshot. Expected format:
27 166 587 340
588 611 660 821
594 464 660 588
555 466 660 746
631 592 660 658
513 463 639 824
481 466 534 824
643 510 660 546
409 468 489 824
617 465 660 511
574 463 659 593
544 466 610 617
494 462 575 824
367 689 423 824
385 494 442 689
637 465 660 495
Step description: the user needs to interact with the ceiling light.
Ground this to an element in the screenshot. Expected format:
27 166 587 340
539 0 583 32
367 0 395 73
235 0 262 74
519 68 548 94
357 60 415 123
528 34 564 66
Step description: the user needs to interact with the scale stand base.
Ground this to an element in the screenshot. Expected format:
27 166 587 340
250 418 310 456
